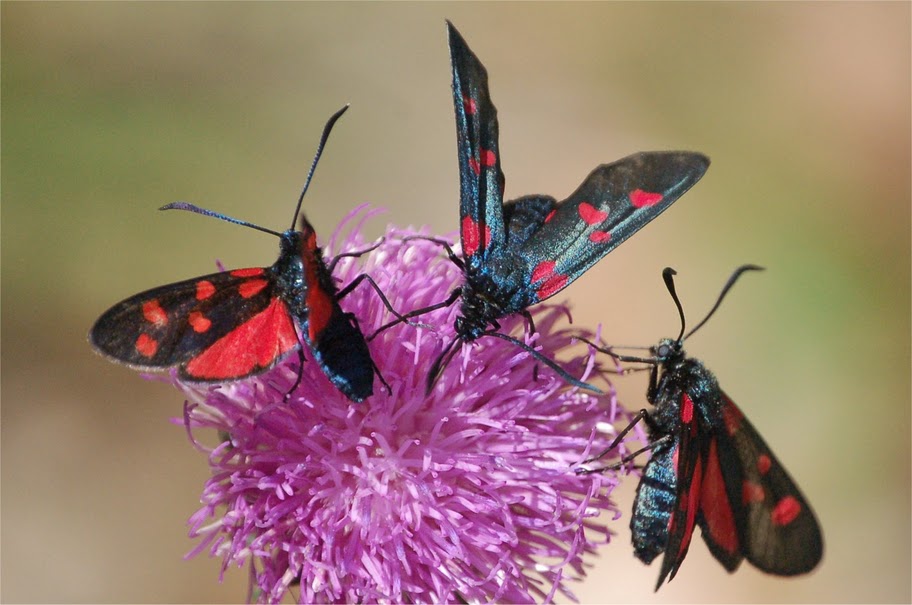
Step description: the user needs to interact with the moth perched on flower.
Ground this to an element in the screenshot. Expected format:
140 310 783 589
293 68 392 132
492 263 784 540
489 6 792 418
178 206 630 603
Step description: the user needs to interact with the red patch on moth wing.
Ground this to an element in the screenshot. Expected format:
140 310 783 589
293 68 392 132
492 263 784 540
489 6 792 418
578 202 608 225
530 260 567 298
531 260 556 283
239 279 268 299
230 268 264 278
481 149 497 167
135 333 158 358
142 300 167 326
675 455 703 560
188 311 212 333
771 496 802 526
742 481 766 504
461 216 490 257
700 439 739 555
722 400 744 436
536 273 568 300
630 189 664 208
681 393 695 424
544 209 556 223
468 157 480 176
588 231 611 244
196 280 216 301
757 454 772 475
463 95 477 115
185 298 297 379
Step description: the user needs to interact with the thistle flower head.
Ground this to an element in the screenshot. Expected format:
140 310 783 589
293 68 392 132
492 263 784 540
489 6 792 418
177 205 635 603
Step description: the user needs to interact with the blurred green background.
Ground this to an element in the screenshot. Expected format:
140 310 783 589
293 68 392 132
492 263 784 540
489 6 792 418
2 3 909 603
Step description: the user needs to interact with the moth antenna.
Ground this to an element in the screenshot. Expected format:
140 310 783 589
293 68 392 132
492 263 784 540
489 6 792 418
159 106 350 238
683 264 765 341
661 267 687 343
291 104 350 230
159 202 284 238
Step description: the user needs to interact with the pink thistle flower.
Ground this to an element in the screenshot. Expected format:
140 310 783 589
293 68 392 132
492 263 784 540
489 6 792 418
175 204 638 603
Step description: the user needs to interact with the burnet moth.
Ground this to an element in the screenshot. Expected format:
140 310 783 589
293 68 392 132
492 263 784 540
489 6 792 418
90 105 403 402
579 265 823 590
375 21 711 393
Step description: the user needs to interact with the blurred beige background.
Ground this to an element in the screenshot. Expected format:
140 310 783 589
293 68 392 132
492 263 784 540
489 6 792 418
2 3 909 603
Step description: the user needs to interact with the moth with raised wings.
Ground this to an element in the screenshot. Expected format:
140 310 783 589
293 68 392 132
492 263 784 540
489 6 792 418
377 22 711 393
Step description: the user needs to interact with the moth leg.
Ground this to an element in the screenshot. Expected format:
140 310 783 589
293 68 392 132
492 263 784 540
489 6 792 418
327 237 385 275
284 346 308 400
368 287 461 340
336 273 430 330
402 235 465 270
482 330 602 394
577 433 673 475
519 309 536 336
578 408 654 467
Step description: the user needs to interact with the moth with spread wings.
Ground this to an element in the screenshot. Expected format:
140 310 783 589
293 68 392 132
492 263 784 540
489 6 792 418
90 107 391 403
380 22 711 392
580 266 824 590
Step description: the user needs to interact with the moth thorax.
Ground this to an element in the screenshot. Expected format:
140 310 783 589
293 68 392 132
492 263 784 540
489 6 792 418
455 287 499 341
274 233 306 292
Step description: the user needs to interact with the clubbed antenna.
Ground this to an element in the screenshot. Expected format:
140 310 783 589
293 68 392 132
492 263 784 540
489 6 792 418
668 264 765 342
661 267 687 343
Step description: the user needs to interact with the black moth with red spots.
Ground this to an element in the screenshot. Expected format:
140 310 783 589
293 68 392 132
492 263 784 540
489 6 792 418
89 106 386 403
377 22 711 393
580 266 823 590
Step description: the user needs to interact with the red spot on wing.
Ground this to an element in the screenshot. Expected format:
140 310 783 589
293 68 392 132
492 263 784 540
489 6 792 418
188 311 212 333
578 202 608 225
742 481 766 504
185 297 297 379
135 334 158 358
681 393 695 424
630 189 664 208
481 149 497 167
531 260 556 283
700 439 739 555
771 496 802 526
468 157 480 176
196 280 216 301
463 95 477 115
757 454 772 475
142 300 167 326
461 216 490 257
239 279 268 299
230 268 264 278
588 231 611 244
536 274 568 300
531 259 568 299
544 209 556 223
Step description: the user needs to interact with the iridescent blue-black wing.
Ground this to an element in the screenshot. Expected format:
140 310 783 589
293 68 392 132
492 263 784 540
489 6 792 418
518 152 709 303
448 20 507 271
